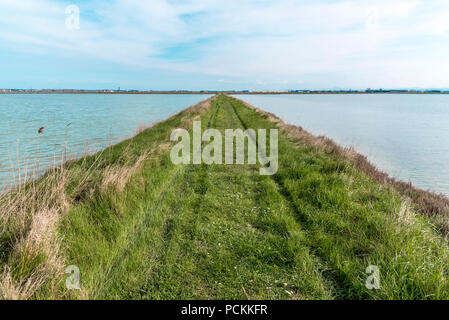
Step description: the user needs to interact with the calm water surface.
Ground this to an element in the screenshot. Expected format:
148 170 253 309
235 94 449 196
0 94 211 188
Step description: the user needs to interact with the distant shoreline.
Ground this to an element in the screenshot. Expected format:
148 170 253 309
1 89 449 94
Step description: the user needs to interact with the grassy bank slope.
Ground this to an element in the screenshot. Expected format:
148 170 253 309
1 94 448 299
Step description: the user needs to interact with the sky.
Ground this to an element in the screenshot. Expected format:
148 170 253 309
1 0 449 90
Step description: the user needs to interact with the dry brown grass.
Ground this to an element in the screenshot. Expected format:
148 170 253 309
0 144 154 299
102 152 148 192
0 96 215 299
232 95 449 230
0 166 68 299
397 200 416 226
0 267 45 300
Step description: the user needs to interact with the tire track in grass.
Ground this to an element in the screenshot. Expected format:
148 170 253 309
227 98 343 298
100 164 187 298
158 100 219 261
228 96 449 299
72 102 218 299
205 97 333 298
132 99 220 299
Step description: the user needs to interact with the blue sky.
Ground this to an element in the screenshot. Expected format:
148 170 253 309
1 0 449 90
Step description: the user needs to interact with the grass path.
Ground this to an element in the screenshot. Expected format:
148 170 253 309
128 96 333 299
2 94 448 299
58 95 335 299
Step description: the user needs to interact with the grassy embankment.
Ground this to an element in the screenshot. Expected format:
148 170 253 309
1 94 449 299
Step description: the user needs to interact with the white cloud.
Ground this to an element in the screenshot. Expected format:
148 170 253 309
1 0 449 88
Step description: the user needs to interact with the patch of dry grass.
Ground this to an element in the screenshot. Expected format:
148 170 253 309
102 152 149 192
0 168 68 299
0 96 215 300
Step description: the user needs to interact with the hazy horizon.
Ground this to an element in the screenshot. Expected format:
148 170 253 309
3 87 449 92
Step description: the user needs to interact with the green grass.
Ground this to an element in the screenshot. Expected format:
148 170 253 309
1 94 449 299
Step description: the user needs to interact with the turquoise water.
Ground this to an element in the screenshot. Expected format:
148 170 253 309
0 94 211 188
235 94 449 196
